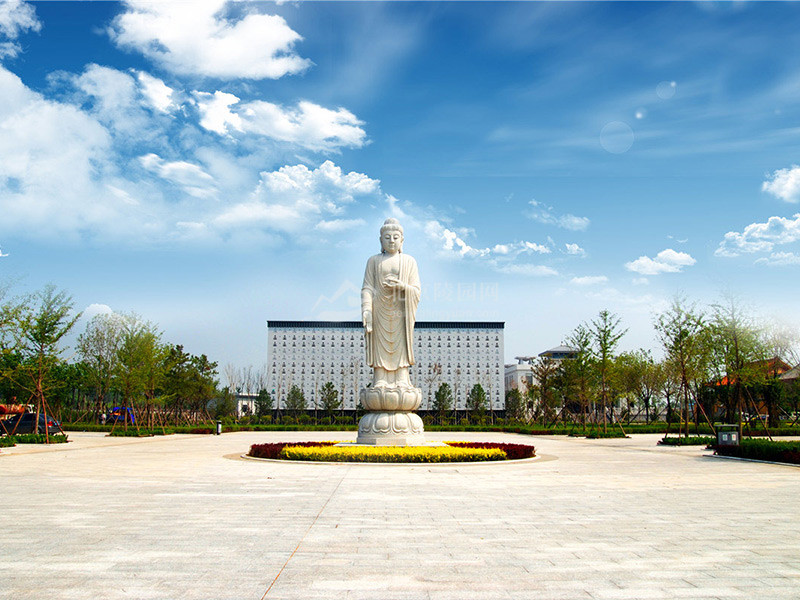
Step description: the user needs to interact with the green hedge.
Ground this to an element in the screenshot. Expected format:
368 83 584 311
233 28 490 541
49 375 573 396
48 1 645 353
715 439 800 465
658 436 716 446
0 434 69 446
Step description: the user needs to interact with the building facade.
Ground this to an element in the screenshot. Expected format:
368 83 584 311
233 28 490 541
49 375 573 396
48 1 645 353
267 320 505 411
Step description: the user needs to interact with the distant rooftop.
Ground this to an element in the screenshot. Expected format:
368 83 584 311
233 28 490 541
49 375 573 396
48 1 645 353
267 320 504 329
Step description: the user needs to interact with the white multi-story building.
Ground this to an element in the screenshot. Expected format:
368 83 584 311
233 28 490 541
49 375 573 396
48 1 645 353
267 320 505 411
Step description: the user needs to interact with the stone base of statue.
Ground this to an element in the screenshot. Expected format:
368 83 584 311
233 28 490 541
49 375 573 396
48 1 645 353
357 385 426 445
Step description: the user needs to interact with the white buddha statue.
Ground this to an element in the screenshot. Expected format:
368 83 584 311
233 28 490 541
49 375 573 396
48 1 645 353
361 218 421 390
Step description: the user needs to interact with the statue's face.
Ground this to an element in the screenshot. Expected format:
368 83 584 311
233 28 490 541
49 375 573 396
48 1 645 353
381 230 403 254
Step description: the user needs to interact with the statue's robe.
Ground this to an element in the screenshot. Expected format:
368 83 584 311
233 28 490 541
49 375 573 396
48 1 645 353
361 253 421 370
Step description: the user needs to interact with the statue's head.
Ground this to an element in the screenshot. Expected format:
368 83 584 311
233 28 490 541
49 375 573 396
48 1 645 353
380 218 404 254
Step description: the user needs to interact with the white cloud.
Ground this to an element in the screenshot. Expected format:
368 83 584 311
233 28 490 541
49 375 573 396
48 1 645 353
194 92 367 151
82 303 114 320
715 213 800 257
528 200 590 231
108 0 311 80
570 275 608 286
762 165 800 203
136 71 176 113
497 263 559 277
424 220 551 260
0 65 123 238
754 251 800 267
0 247 8 257
0 0 40 58
625 248 696 275
565 243 586 257
315 218 366 233
215 161 380 233
193 91 243 135
139 153 217 199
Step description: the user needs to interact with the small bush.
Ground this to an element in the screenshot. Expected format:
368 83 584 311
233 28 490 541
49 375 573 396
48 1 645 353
446 441 535 459
280 444 506 463
4 434 69 444
583 431 629 439
249 441 338 459
658 436 715 446
715 439 800 465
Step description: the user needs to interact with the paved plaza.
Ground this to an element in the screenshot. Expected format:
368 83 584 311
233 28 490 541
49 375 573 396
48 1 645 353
1 431 798 600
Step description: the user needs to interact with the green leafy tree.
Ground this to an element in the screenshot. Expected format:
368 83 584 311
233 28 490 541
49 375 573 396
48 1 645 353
466 383 487 417
561 324 597 429
504 388 524 421
589 310 627 432
163 345 219 423
433 382 453 419
655 296 708 439
530 358 560 424
255 389 273 418
616 349 662 423
77 312 124 422
8 286 81 440
284 384 306 413
319 381 341 416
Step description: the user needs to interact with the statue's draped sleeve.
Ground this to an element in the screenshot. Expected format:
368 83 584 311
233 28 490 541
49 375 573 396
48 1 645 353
401 255 421 365
361 255 377 365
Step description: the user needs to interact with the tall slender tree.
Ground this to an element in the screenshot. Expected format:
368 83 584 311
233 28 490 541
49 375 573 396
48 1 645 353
589 310 627 432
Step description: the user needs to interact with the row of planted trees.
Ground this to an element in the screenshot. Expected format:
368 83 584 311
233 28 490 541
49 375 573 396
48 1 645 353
502 296 799 438
0 284 223 433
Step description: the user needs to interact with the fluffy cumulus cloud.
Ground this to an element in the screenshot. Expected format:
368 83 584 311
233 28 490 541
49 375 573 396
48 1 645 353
0 65 125 238
527 200 590 231
762 165 800 203
715 214 800 258
570 275 608 286
755 252 800 267
108 0 311 80
135 71 176 113
0 246 8 258
194 92 366 151
214 161 381 233
139 153 217 199
0 0 40 58
565 243 586 257
625 248 696 275
423 220 556 276
315 218 367 233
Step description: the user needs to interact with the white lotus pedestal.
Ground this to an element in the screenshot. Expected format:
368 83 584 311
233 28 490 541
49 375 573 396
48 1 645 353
357 384 426 445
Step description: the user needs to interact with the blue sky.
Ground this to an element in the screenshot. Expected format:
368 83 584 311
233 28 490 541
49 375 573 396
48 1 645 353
1 0 799 374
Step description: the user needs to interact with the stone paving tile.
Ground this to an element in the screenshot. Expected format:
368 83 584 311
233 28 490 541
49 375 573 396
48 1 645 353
2 431 799 599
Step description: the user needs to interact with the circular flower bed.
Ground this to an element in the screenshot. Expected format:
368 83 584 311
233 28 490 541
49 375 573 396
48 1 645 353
248 441 535 463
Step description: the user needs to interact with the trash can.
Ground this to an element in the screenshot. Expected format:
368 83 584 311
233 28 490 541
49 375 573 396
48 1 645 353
716 425 739 446
215 420 222 435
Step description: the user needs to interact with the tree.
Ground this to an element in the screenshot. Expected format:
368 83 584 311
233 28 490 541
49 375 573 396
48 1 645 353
284 384 306 413
655 296 707 439
616 349 662 423
466 383 487 418
561 324 596 428
433 382 453 420
9 286 81 440
319 381 340 416
589 310 627 432
113 314 164 430
708 296 766 434
255 389 273 418
77 312 124 422
530 358 560 424
505 388 524 421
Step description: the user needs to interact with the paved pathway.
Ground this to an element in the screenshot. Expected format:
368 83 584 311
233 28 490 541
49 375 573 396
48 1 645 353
1 431 798 600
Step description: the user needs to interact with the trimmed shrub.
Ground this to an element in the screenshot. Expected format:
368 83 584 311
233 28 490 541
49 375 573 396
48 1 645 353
446 441 535 459
4 434 69 444
715 439 800 465
280 444 506 463
249 441 338 459
658 436 715 446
